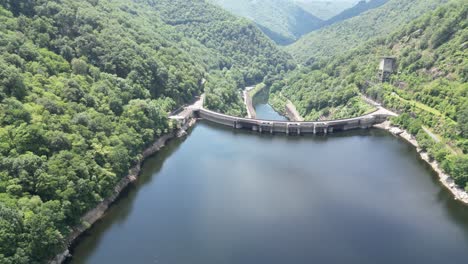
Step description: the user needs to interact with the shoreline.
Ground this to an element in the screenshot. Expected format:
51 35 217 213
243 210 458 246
50 118 197 264
51 117 467 263
374 121 468 205
285 100 304 122
243 88 256 119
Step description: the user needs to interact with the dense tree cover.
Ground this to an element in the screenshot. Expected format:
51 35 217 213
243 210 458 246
0 0 465 262
0 0 291 262
210 0 323 45
0 4 176 261
204 71 247 117
0 0 211 104
275 0 467 188
143 0 295 112
287 0 449 63
268 69 374 120
147 0 295 84
210 0 390 45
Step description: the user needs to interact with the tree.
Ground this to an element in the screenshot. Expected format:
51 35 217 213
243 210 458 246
0 62 27 99
0 98 31 125
458 102 468 138
443 155 468 188
0 204 23 258
23 200 65 262
71 58 88 75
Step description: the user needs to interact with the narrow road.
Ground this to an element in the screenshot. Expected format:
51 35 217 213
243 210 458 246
169 95 204 120
286 100 304 121
362 96 398 117
422 127 441 143
243 89 256 119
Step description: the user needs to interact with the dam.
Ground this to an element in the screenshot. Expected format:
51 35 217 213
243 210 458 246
171 95 398 135
195 107 394 135
71 112 468 264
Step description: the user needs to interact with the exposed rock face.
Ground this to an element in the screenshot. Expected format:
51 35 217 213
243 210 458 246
50 250 70 264
285 100 304 121
389 127 403 135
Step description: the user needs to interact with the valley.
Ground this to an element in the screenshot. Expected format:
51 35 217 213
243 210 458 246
0 0 466 263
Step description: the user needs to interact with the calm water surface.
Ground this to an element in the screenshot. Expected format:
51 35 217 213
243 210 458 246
70 104 468 264
254 103 287 121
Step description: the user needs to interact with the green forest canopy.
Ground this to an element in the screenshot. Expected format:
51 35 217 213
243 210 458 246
0 0 292 262
287 0 450 63
271 0 467 191
210 0 323 45
0 0 466 263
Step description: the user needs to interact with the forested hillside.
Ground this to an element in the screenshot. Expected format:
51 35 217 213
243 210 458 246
210 0 323 45
293 0 359 20
210 0 389 45
270 0 467 189
287 0 449 63
150 0 294 82
0 0 291 262
322 0 388 27
0 0 466 262
148 0 295 114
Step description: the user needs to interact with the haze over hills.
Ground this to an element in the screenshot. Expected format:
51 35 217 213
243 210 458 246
210 0 323 45
287 0 450 63
293 0 360 20
270 0 467 192
211 0 395 45
321 0 389 27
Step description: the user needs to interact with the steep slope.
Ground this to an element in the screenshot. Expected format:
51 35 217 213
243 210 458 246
322 0 389 27
271 0 467 188
210 0 323 45
150 0 294 82
0 0 292 262
293 0 359 20
146 0 295 114
287 0 449 63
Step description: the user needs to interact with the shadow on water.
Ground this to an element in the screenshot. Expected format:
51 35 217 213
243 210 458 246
385 130 468 240
251 86 270 106
69 116 468 264
213 108 468 241
68 120 390 262
66 128 193 263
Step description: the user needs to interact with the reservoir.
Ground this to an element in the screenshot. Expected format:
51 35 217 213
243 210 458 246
69 104 468 264
252 103 287 121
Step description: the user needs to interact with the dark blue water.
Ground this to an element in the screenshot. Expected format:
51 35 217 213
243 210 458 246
69 106 468 264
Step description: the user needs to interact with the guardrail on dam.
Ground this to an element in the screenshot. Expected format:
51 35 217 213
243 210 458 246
195 108 392 135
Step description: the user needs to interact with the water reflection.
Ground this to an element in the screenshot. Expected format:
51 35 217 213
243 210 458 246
69 110 468 264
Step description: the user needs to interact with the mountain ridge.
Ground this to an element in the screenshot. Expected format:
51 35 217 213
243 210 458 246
269 0 467 192
287 0 450 63
210 0 323 44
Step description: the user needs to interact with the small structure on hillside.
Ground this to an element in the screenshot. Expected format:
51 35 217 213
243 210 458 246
378 56 396 82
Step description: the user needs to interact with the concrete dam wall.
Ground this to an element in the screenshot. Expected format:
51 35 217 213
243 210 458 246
195 108 391 135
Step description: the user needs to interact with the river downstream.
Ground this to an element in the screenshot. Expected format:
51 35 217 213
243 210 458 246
69 103 468 264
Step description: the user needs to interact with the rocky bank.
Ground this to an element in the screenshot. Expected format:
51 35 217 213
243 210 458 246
375 121 468 205
50 118 197 264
